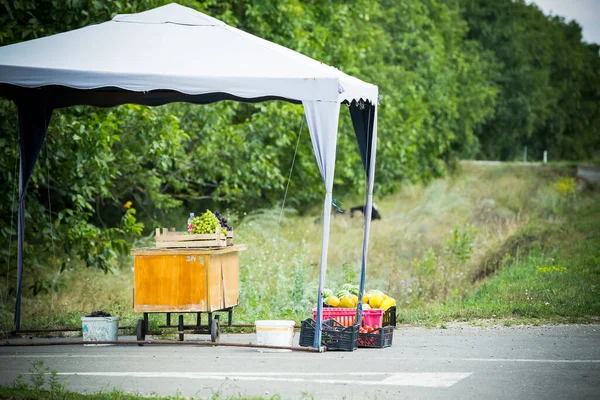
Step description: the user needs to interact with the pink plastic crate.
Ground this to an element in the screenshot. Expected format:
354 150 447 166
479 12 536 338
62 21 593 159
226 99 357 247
362 309 384 328
312 308 356 327
312 308 385 328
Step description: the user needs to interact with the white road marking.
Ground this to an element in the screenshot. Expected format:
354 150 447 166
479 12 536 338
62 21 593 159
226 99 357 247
0 354 159 358
376 358 600 363
55 371 472 388
446 358 600 364
53 371 428 376
381 373 472 388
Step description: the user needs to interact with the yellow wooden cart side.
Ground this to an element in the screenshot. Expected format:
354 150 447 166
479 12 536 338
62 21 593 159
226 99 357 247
131 244 247 313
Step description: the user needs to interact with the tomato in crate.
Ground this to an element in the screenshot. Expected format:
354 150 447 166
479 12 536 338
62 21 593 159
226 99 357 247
358 325 394 348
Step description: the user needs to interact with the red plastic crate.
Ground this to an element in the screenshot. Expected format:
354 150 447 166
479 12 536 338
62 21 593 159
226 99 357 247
312 308 385 327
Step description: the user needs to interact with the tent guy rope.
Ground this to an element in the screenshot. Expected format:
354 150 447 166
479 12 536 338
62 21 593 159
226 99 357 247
277 115 305 231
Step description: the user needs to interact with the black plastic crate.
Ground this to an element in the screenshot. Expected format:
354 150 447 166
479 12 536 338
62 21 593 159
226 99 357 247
382 306 397 327
299 318 358 352
358 326 394 348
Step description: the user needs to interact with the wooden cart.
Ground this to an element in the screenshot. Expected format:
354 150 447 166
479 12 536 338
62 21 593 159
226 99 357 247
131 244 246 343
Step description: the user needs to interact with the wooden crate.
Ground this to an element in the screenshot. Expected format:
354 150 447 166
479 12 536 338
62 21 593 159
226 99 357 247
155 228 234 249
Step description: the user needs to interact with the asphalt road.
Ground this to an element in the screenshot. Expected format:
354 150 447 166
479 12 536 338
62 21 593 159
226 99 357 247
1 325 599 399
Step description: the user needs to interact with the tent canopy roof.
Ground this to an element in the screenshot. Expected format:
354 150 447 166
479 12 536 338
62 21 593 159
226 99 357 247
0 3 377 104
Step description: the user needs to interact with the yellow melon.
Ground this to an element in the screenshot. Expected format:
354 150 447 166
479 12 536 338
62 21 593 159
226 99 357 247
369 293 384 309
380 297 396 311
339 296 355 308
326 295 340 307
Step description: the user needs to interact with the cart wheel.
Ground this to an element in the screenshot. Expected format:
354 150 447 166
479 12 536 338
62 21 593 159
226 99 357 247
178 314 184 342
136 319 145 346
210 317 220 343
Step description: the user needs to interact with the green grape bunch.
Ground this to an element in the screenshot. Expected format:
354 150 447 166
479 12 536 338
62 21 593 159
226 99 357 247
189 210 228 235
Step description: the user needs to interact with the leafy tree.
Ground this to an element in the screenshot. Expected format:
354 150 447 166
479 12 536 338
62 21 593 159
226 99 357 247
459 0 600 160
0 0 596 299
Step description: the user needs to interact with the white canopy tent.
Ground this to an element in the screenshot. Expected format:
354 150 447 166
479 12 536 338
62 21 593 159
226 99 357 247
0 3 378 349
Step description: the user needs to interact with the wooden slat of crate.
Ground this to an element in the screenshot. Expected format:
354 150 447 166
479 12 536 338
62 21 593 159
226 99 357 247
155 228 233 241
155 228 232 249
131 244 247 256
156 239 227 248
155 228 226 241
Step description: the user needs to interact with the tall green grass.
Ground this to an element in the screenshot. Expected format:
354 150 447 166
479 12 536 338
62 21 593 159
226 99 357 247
1 163 595 330
399 176 600 325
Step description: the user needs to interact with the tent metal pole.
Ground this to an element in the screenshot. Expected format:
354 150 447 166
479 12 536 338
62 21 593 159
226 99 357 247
357 106 377 325
314 191 333 350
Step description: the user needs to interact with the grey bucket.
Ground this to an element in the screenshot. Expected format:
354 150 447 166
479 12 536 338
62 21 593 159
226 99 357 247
81 316 119 346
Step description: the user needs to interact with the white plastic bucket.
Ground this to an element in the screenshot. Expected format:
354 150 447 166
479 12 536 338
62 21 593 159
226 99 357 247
81 316 119 346
255 320 295 352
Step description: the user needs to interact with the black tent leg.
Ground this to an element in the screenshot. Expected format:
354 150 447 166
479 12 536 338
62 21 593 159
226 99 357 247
14 191 25 331
143 313 149 334
178 315 184 341
13 99 54 333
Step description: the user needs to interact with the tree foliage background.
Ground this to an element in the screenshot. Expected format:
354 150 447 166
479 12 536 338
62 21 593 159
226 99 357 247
0 0 598 290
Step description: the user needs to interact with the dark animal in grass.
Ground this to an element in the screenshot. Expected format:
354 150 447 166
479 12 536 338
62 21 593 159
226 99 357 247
350 203 381 220
313 202 381 224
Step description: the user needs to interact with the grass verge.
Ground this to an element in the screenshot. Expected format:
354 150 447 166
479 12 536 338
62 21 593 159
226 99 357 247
398 194 600 326
0 387 277 400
